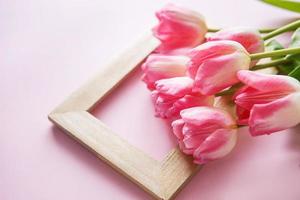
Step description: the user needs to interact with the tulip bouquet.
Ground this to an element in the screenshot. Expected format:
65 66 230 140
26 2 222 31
141 4 300 164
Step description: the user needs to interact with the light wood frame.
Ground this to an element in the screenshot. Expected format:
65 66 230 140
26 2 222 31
48 33 200 200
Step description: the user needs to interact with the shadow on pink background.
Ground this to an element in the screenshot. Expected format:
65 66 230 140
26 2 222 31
1 0 300 199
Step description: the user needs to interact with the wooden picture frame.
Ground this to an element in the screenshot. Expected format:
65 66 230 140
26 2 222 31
48 33 200 200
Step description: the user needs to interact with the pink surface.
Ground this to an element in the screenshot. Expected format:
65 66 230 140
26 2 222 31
1 0 300 199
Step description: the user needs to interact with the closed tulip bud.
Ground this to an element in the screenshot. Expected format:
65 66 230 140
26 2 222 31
234 70 300 136
141 54 189 90
153 4 207 53
172 107 237 164
151 77 213 119
187 40 251 95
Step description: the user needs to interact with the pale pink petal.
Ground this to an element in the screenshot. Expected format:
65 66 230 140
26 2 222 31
187 40 243 78
151 91 175 118
182 134 209 155
187 40 250 95
193 129 237 164
193 51 250 95
155 77 194 97
180 107 236 128
182 122 219 137
237 70 300 92
249 93 300 136
207 27 264 54
142 54 189 90
171 119 185 139
234 86 293 125
166 94 214 118
179 141 194 155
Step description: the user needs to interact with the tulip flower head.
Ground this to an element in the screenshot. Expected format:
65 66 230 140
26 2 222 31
207 27 264 54
234 70 300 136
187 40 251 95
151 77 214 119
153 4 207 53
141 54 189 90
172 107 237 164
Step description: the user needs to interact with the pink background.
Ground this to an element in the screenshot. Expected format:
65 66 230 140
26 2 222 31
1 0 300 199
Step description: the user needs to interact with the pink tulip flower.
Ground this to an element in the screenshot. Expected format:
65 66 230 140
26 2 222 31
153 4 207 53
207 27 264 54
187 40 251 95
141 54 189 90
151 77 214 119
172 107 237 164
234 70 300 136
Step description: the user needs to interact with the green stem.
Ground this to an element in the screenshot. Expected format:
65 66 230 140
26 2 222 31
250 47 300 60
215 83 242 97
207 28 220 32
259 28 278 34
215 88 236 97
250 58 290 70
207 27 276 33
262 19 300 40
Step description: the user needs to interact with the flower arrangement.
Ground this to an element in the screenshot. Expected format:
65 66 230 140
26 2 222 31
141 4 300 164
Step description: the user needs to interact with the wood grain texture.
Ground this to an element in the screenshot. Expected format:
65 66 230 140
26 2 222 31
160 149 200 200
49 111 162 199
49 33 200 200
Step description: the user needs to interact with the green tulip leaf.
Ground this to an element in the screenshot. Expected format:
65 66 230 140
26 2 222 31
265 39 284 51
287 28 300 80
265 39 285 59
289 27 300 48
288 64 300 80
260 0 300 13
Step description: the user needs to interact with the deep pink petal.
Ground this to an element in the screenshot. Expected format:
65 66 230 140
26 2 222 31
187 40 243 78
249 93 300 136
193 128 237 164
207 27 264 54
193 51 250 95
187 40 250 95
153 4 207 53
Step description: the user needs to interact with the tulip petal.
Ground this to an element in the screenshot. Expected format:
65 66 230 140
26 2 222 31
182 134 209 154
193 51 250 95
166 94 214 118
188 40 244 78
237 70 300 92
187 40 250 95
249 93 300 136
207 27 264 54
153 4 207 52
142 54 189 90
171 119 185 139
193 128 237 164
180 107 235 128
155 77 193 97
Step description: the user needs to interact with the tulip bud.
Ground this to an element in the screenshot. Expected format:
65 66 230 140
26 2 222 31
172 107 237 164
153 4 207 53
187 40 251 95
141 54 189 90
234 70 300 136
151 77 213 119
